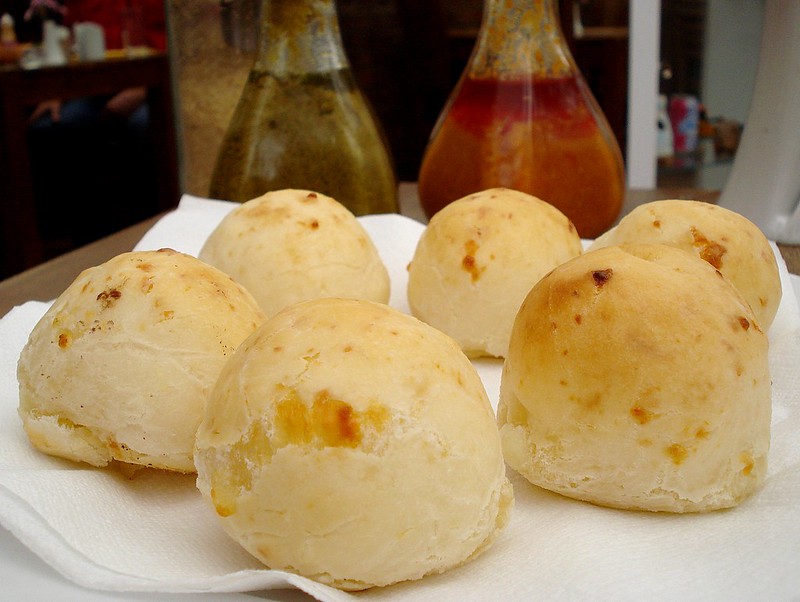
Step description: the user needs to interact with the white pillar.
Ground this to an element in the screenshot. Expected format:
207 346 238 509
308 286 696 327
626 0 661 189
718 0 800 244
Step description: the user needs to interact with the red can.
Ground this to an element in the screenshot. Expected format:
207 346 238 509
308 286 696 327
668 94 700 154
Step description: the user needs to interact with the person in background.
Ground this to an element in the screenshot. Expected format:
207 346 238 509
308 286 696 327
18 0 168 253
29 0 166 132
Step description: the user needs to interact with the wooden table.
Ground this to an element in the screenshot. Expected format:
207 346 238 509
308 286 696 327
0 52 180 278
0 185 798 317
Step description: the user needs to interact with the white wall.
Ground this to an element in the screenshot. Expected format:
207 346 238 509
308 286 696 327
701 0 765 123
696 0 764 188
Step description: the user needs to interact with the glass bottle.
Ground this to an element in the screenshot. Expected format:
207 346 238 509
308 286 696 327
417 0 624 237
209 0 398 215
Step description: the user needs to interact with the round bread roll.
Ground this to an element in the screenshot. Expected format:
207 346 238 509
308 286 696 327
199 189 390 317
17 249 266 473
407 188 582 358
195 297 513 590
497 244 771 513
589 199 781 329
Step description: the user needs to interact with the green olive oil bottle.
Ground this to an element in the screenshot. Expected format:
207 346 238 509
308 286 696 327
209 0 399 215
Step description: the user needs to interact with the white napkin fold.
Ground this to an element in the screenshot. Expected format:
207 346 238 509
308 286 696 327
1 194 799 600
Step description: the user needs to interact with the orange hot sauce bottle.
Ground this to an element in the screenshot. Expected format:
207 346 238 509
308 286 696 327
417 0 624 238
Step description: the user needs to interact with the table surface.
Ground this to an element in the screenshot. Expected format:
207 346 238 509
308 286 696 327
1 185 798 317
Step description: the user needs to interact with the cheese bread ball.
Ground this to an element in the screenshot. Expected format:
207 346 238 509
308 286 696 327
498 244 771 513
407 188 582 358
195 298 513 590
199 189 390 317
17 249 266 473
589 199 781 329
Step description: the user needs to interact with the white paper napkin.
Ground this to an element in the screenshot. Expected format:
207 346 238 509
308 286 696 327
1 194 799 600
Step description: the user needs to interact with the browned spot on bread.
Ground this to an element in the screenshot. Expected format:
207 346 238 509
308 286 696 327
274 390 389 449
212 486 235 517
741 453 754 475
462 239 484 283
592 269 613 287
630 406 654 425
58 332 71 349
691 227 727 269
666 443 688 465
318 397 358 447
96 288 122 308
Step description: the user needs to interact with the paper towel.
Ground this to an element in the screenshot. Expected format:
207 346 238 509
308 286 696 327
1 195 798 600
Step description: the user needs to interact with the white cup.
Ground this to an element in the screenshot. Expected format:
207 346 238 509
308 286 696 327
42 20 68 65
74 22 106 61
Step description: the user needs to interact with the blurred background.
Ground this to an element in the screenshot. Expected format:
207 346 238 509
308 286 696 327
0 0 765 278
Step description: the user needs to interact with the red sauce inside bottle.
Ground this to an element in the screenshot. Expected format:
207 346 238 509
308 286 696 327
418 75 624 238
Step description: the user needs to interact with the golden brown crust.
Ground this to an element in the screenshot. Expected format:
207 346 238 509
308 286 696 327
199 189 390 317
498 244 771 512
589 200 782 329
195 298 512 589
17 249 266 472
408 188 582 358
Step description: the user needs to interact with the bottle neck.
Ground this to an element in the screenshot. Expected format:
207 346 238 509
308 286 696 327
253 0 349 75
468 0 575 80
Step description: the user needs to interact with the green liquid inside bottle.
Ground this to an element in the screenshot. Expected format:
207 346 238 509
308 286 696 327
209 0 398 215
